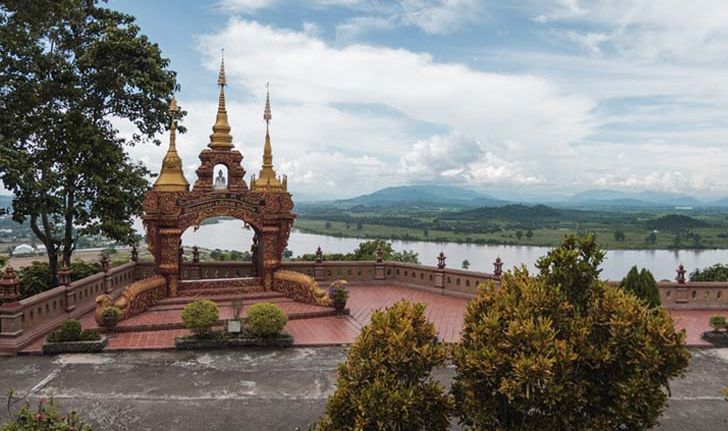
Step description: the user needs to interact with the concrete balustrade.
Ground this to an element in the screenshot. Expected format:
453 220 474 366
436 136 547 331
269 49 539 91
2 258 728 355
0 262 136 354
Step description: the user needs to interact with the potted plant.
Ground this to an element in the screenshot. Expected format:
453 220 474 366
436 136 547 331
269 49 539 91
101 305 121 331
227 299 243 334
703 315 728 347
330 280 349 315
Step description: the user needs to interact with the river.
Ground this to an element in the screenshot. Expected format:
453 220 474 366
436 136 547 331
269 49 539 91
163 219 728 281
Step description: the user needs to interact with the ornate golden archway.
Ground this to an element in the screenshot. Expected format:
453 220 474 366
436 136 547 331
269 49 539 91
142 57 293 296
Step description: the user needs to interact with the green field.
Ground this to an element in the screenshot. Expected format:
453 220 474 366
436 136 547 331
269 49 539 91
295 204 728 250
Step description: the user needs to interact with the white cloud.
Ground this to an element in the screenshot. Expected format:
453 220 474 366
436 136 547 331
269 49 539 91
335 16 394 41
399 133 543 186
396 0 482 34
199 19 595 158
539 0 728 63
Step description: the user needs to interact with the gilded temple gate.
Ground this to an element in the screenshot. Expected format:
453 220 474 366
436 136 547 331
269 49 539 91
143 58 293 295
95 56 331 326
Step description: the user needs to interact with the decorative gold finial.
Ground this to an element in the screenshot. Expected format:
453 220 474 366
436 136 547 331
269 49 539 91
264 82 272 126
218 49 226 86
251 83 286 193
153 96 190 192
209 50 234 150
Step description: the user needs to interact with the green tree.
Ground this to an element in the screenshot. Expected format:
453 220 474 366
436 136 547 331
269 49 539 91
619 266 661 307
325 221 331 229
352 240 419 264
646 231 657 244
515 230 524 241
453 236 689 430
461 259 470 269
690 263 728 281
614 230 625 241
0 0 179 287
526 228 534 239
317 301 451 430
356 221 363 230
535 234 604 309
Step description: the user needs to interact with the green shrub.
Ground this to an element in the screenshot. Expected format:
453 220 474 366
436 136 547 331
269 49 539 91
46 331 60 343
17 260 103 299
247 303 288 338
69 260 102 280
79 329 101 341
709 315 727 332
101 305 121 329
181 299 219 337
18 261 52 298
0 395 93 431
619 265 661 307
317 300 451 431
58 320 82 342
452 235 690 431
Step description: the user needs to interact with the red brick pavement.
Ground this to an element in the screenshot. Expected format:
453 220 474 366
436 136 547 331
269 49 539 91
18 285 724 353
669 309 724 347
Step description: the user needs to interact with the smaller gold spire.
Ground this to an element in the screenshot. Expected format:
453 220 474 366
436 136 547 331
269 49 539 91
153 97 190 192
251 84 286 193
209 50 234 150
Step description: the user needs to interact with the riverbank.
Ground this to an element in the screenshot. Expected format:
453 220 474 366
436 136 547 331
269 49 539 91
294 218 727 251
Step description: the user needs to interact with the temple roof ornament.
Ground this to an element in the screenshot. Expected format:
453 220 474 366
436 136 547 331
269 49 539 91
208 51 234 150
153 97 190 192
251 83 287 193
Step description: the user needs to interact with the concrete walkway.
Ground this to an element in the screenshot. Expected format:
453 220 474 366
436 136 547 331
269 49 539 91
1 348 726 430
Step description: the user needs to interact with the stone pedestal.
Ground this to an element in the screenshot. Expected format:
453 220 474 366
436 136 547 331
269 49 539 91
374 263 385 281
64 286 76 312
676 286 689 303
434 271 444 290
314 264 326 281
189 264 201 280
0 305 23 337
103 273 113 294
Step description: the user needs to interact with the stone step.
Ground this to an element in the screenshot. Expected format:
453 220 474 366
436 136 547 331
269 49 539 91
176 286 265 298
157 290 285 306
151 295 293 312
113 306 348 333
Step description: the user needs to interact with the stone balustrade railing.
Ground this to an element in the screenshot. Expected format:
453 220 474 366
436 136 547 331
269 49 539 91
0 262 136 354
2 258 728 355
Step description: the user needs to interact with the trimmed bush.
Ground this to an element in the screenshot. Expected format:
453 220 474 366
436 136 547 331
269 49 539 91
317 300 451 431
452 235 690 431
619 265 661 307
247 303 288 338
181 299 219 337
58 319 82 342
709 315 727 332
79 329 101 342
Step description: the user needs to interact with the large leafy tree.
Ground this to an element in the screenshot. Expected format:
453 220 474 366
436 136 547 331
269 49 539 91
0 0 179 286
317 300 451 430
452 235 689 430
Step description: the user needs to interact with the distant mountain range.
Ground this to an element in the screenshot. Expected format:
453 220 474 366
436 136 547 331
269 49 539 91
323 185 728 210
333 185 506 208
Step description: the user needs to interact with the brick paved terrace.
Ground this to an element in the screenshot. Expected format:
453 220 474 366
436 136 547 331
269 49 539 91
18 284 719 353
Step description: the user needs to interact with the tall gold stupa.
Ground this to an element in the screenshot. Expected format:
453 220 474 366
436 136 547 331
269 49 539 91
250 84 287 193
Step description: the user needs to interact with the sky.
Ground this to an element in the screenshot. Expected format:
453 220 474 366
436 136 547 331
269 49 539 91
92 1 728 200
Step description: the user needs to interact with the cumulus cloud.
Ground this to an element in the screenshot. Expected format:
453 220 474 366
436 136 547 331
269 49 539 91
399 133 543 186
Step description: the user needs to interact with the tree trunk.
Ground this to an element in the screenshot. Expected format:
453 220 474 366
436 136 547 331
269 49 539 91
62 187 75 268
30 214 59 287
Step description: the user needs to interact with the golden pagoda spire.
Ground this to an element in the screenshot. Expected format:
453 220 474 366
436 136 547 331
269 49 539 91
208 50 234 150
153 97 190 192
251 83 287 193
